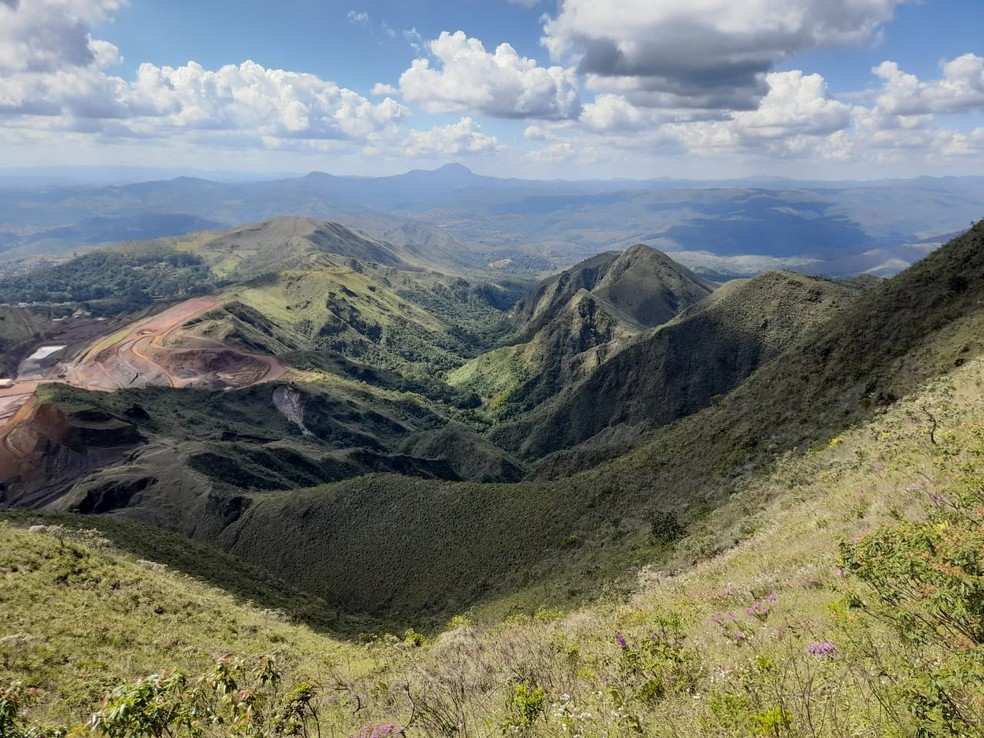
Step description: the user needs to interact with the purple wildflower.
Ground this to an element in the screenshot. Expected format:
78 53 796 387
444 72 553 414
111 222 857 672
615 631 628 649
352 724 404 738
807 642 837 658
747 599 772 621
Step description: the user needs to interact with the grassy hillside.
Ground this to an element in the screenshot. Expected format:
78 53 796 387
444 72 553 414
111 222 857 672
169 216 410 279
157 218 520 378
21 371 503 514
0 305 49 376
372 347 984 736
49 222 982 626
494 270 867 458
449 289 645 420
0 517 368 728
512 245 712 340
7 328 984 737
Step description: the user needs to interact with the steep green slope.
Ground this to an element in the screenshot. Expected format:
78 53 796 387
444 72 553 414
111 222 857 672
0 305 49 351
8 372 491 513
590 243 716 325
163 219 519 377
171 216 410 279
450 244 712 419
512 244 713 339
0 518 363 726
495 271 866 458
0 305 49 376
449 289 644 419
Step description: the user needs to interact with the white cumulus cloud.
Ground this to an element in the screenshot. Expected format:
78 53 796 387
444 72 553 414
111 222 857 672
581 71 850 142
399 30 581 120
404 116 500 156
371 82 399 96
529 70 854 164
0 0 415 149
580 93 656 131
129 61 411 139
728 70 852 139
0 57 410 143
0 0 125 73
873 54 984 116
543 0 910 112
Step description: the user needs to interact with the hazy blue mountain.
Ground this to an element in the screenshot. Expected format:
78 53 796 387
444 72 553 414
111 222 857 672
1 166 982 277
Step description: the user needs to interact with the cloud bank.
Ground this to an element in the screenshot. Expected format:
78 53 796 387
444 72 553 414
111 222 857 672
543 0 909 112
399 31 580 120
1 0 982 175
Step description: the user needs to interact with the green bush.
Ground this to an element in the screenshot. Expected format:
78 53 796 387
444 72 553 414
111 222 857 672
842 472 984 736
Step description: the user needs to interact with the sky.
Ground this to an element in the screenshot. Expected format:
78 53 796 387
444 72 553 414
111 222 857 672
1 0 983 180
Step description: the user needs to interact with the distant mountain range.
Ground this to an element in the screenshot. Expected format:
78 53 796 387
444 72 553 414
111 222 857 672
1 164 983 277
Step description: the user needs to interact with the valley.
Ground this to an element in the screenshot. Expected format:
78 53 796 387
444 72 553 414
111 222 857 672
5 0 984 732
1 179 983 737
2 210 982 619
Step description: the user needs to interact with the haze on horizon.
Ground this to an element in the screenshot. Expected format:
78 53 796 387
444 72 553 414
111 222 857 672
1 0 983 181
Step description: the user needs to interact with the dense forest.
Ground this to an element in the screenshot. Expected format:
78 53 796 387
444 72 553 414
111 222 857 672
0 248 217 313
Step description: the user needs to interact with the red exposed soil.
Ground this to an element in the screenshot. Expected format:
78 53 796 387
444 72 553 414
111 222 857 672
66 297 287 391
0 297 290 506
0 297 288 431
0 397 142 508
0 380 41 427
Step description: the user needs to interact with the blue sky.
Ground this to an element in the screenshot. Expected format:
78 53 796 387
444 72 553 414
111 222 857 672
1 0 983 179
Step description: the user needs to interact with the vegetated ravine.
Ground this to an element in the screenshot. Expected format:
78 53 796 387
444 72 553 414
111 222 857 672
2 215 983 629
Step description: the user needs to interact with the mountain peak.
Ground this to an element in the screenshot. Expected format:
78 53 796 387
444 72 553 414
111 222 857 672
434 163 473 176
398 162 477 186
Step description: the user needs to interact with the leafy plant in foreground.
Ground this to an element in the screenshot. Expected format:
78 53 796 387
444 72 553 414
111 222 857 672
842 467 984 736
87 656 322 738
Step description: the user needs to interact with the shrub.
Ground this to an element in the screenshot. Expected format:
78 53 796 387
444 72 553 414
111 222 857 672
841 472 984 736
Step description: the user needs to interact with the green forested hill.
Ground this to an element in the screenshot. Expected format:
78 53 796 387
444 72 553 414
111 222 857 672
0 304 49 375
0 247 217 313
449 244 715 421
10 223 974 628
6 323 984 737
1 219 983 631
493 270 867 458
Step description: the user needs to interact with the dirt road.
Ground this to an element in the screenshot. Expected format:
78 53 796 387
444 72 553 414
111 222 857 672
66 297 286 391
0 381 40 427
